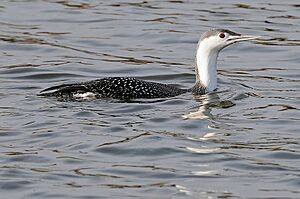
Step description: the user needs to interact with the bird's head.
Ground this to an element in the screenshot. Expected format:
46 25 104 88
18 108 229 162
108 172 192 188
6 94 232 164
195 29 260 92
199 29 259 52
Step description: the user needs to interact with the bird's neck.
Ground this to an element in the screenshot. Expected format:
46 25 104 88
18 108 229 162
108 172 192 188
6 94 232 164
195 43 219 92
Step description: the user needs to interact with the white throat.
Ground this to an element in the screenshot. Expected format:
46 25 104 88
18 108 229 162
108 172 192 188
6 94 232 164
195 40 220 92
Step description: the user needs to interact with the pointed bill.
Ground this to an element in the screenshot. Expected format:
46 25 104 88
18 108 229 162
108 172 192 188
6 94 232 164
227 35 261 43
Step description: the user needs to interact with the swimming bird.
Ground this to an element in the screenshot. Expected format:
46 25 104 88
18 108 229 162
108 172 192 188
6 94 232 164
39 29 258 100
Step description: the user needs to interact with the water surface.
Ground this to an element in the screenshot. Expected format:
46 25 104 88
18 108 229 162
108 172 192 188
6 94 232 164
0 0 299 198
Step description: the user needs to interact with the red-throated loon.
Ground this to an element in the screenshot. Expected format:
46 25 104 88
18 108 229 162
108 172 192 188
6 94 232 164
39 29 259 100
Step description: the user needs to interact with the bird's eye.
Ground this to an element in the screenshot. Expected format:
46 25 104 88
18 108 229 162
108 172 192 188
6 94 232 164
219 33 225 38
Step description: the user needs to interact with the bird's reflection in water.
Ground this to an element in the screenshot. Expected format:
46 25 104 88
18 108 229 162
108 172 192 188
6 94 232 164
183 91 235 120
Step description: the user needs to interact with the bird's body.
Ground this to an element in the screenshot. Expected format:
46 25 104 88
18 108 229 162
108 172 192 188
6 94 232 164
39 29 258 100
40 77 187 100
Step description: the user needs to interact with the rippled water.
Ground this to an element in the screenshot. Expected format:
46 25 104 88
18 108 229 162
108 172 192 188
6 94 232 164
0 1 299 198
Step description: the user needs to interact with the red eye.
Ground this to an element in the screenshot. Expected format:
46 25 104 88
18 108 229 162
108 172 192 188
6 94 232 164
219 33 225 38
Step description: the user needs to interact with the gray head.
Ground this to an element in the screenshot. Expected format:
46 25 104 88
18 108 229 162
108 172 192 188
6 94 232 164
198 29 259 51
200 29 240 41
194 29 259 92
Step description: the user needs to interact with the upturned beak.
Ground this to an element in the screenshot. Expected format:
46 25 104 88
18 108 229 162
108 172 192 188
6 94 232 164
227 35 260 44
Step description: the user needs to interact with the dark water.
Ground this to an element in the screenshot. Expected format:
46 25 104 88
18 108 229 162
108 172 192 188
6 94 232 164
0 1 300 198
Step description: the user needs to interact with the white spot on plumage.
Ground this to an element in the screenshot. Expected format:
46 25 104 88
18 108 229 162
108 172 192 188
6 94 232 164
73 92 96 99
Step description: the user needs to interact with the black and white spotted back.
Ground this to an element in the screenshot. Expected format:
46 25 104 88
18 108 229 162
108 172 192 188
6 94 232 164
39 77 187 100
